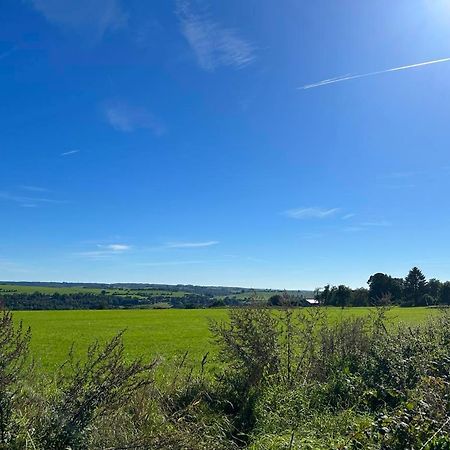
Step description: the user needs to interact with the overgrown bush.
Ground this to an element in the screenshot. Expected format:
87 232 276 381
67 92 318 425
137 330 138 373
0 310 31 448
209 306 450 448
34 331 158 449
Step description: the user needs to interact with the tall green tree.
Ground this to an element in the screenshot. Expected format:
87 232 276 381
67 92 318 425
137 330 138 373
315 285 331 306
427 278 442 302
334 285 352 308
350 288 369 306
367 273 403 304
403 267 427 306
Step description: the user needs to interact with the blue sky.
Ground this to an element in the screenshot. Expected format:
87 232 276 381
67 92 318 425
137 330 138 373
2 0 450 289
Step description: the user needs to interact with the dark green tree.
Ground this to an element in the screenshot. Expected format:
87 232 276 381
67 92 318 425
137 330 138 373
267 294 282 306
334 285 352 308
403 267 427 306
351 288 369 306
367 273 403 304
439 281 450 305
315 285 331 306
427 278 442 302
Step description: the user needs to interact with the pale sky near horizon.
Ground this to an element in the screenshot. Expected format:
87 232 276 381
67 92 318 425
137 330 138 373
2 0 450 289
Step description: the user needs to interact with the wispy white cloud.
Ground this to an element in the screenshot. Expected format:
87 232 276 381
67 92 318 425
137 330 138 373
165 240 219 249
30 0 127 40
0 191 65 207
103 101 165 135
176 0 255 71
75 243 131 259
298 57 450 90
19 185 50 193
284 207 340 219
61 150 80 156
343 220 391 232
103 244 130 251
342 213 356 220
138 259 209 266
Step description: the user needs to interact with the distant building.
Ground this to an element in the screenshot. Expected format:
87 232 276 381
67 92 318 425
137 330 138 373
305 298 319 305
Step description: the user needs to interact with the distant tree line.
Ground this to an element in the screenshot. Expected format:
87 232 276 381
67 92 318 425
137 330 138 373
315 266 450 307
0 292 245 310
266 293 309 307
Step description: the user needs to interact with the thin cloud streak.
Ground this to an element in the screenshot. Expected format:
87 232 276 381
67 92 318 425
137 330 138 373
61 150 80 156
75 243 131 259
165 241 219 249
19 185 50 193
298 57 450 90
138 260 210 267
102 244 130 251
284 207 340 219
343 220 391 232
0 191 65 206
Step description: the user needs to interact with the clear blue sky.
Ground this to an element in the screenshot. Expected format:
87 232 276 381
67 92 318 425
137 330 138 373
2 0 450 289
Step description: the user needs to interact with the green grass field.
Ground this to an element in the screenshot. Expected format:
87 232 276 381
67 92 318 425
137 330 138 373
13 307 440 373
0 283 189 297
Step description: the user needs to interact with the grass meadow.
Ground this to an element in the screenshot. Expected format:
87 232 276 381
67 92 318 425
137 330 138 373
0 283 188 297
14 307 438 372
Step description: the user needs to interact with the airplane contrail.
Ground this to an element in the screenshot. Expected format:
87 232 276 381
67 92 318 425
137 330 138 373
298 57 450 90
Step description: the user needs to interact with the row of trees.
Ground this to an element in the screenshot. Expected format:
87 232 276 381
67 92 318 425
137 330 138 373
315 267 450 307
0 291 252 310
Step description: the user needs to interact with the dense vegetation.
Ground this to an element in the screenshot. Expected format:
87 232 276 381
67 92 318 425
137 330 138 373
315 266 450 307
0 291 228 310
2 306 450 449
0 283 311 310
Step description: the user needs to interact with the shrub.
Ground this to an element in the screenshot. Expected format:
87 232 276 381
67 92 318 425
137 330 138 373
35 331 157 449
0 310 31 448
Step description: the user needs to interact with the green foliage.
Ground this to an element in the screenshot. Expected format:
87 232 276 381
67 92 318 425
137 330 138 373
209 307 450 448
368 273 403 304
0 311 31 448
404 266 428 306
35 331 157 449
319 266 450 307
439 282 450 304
